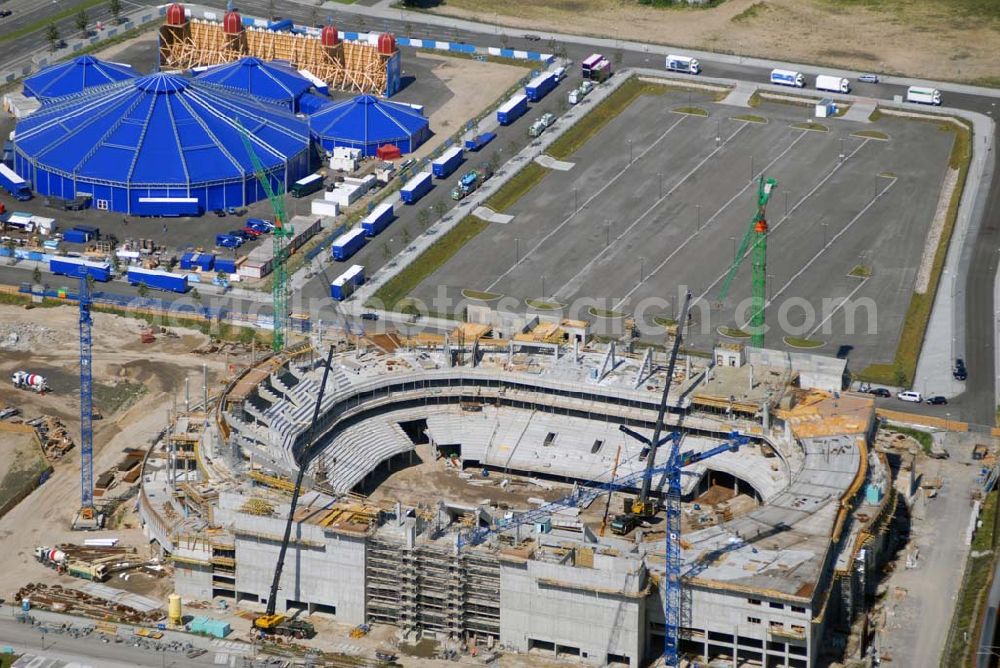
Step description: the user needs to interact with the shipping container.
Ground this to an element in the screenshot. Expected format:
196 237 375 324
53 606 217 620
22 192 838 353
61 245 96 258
311 199 340 217
180 252 215 272
214 257 238 274
291 173 324 198
127 266 188 293
432 147 464 179
331 227 367 261
400 171 433 204
134 197 200 217
581 54 604 79
496 94 528 126
49 256 112 282
72 225 100 239
330 264 365 300
62 229 91 244
465 132 497 152
589 59 612 82
525 71 558 102
361 201 395 236
0 164 31 201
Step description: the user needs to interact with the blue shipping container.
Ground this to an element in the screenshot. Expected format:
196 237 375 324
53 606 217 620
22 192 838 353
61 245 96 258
525 72 557 102
127 267 188 293
432 147 464 179
400 172 433 205
49 257 112 282
180 252 215 272
361 202 395 236
62 229 90 244
214 258 237 274
331 228 367 261
496 94 528 125
465 132 497 152
73 225 100 239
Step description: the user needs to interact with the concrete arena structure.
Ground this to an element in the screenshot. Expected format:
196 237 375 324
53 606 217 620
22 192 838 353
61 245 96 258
141 338 896 668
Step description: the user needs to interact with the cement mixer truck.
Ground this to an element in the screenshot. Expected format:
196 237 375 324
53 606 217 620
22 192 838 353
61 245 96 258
12 371 48 393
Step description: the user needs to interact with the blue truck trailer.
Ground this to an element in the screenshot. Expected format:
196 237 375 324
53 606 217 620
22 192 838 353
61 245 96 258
330 264 365 300
49 256 112 282
400 172 433 205
0 164 32 201
525 72 558 102
127 266 189 293
134 197 201 217
464 132 497 152
496 94 528 126
361 202 395 236
432 147 464 179
331 227 367 261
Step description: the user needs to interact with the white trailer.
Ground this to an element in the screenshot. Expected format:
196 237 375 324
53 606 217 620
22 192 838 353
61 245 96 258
906 86 942 106
815 75 850 94
665 54 701 75
770 69 805 88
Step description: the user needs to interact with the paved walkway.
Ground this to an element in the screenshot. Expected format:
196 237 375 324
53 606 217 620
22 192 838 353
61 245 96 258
534 155 575 171
720 81 755 107
841 98 876 123
471 206 513 224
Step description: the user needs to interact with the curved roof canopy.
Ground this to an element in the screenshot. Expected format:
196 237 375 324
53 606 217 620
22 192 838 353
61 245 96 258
23 55 138 101
195 57 313 109
14 72 310 186
309 94 428 147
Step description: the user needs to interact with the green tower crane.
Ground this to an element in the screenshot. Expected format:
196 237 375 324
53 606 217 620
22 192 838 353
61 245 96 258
235 117 293 352
718 175 777 349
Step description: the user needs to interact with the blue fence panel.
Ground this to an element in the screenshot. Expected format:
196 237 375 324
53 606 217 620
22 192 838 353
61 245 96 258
500 49 515 58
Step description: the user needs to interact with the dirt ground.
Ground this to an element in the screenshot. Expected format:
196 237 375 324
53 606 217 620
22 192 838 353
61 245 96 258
0 302 232 600
407 51 528 162
432 0 1000 84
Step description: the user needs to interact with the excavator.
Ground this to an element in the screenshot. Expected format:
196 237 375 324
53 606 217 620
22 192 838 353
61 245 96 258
252 346 335 641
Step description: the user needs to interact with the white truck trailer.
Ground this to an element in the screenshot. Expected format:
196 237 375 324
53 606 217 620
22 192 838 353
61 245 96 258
906 86 942 106
770 69 805 88
815 75 850 94
665 54 701 75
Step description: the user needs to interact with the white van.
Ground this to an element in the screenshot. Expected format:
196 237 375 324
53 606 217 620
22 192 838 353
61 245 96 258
896 390 922 403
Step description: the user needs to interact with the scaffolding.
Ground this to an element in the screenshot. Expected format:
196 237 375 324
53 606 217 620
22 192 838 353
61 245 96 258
159 20 398 96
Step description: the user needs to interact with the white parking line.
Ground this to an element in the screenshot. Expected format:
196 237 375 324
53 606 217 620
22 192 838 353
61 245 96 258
610 127 811 310
807 277 871 337
552 121 751 301
484 114 689 292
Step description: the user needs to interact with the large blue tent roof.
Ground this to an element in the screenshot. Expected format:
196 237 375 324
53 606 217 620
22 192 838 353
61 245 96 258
309 94 429 149
14 72 310 187
195 57 312 110
23 55 138 101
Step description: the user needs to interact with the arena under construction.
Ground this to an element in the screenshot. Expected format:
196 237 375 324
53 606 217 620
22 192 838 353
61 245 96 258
138 319 898 668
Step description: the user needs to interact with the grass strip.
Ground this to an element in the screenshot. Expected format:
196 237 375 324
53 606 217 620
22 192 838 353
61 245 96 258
589 306 625 318
547 77 668 160
673 106 709 116
369 216 489 311
852 130 890 141
942 490 997 667
526 299 562 310
784 336 824 349
733 114 767 124
484 162 550 212
791 121 829 132
857 119 971 386
462 289 502 301
882 425 932 454
718 326 750 339
849 265 872 278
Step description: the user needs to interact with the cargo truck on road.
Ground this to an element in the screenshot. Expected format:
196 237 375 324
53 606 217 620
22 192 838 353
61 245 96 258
815 75 850 94
450 165 493 201
665 54 701 75
331 227 367 261
127 267 189 293
464 132 496 152
0 164 31 201
497 94 528 126
400 171 433 204
906 86 942 106
432 147 464 179
361 201 395 236
525 71 558 102
770 69 805 88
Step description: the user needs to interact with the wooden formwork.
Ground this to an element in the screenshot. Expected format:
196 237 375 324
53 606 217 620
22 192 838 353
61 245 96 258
159 20 391 95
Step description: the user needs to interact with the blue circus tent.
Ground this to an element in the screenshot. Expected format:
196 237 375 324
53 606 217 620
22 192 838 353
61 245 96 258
195 57 313 111
13 72 311 215
309 94 430 157
22 55 138 102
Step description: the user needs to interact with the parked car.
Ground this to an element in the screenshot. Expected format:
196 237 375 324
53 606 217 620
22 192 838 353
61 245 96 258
522 33 541 41
0 9 13 18
867 388 891 398
897 390 922 403
954 358 967 380
228 229 251 240
225 206 246 216
926 396 948 405
212 209 226 217
216 234 242 249
857 73 880 84
361 312 379 321
246 218 274 232
241 226 263 237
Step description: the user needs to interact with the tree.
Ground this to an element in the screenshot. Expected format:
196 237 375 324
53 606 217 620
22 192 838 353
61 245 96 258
45 24 60 52
402 228 412 246
433 199 447 218
417 209 430 229
75 9 89 37
381 242 393 261
32 266 41 285
109 0 121 24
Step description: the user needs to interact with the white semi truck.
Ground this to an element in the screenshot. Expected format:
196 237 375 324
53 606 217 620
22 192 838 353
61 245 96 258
906 86 942 106
770 69 805 88
815 75 850 94
665 54 701 75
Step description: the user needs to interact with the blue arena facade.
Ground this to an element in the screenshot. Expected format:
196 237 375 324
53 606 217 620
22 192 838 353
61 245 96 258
13 72 311 215
310 94 430 157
